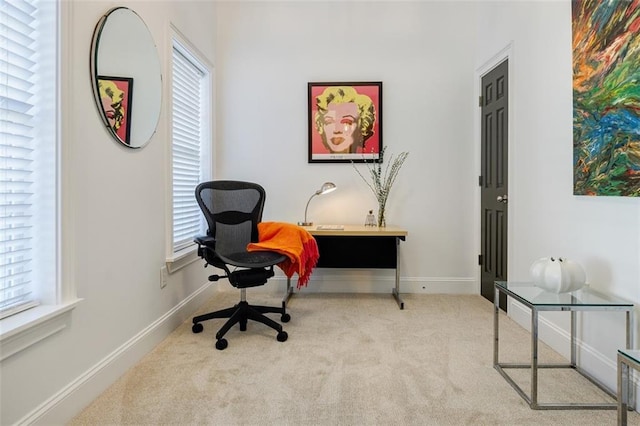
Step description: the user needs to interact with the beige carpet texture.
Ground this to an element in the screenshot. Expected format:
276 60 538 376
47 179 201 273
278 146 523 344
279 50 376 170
69 291 640 425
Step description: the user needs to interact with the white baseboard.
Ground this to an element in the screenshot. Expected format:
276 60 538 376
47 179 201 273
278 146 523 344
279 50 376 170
19 283 216 426
266 274 478 295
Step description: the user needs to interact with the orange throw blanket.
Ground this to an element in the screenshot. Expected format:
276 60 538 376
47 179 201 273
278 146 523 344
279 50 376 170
247 222 319 288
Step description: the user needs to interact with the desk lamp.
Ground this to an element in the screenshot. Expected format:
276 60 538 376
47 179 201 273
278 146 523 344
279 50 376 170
298 182 336 226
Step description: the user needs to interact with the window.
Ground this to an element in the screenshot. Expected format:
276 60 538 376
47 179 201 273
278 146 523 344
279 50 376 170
1 0 58 319
170 33 211 261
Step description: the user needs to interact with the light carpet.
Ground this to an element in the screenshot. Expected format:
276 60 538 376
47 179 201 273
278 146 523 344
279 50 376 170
69 291 640 425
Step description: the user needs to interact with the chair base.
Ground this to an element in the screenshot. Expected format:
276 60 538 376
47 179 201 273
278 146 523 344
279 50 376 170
192 300 290 350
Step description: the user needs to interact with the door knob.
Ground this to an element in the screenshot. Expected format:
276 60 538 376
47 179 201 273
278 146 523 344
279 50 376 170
497 195 508 203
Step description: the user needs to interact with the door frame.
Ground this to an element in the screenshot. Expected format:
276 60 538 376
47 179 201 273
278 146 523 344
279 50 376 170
474 43 515 305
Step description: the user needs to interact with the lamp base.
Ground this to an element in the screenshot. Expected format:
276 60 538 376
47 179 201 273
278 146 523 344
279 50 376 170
297 221 313 226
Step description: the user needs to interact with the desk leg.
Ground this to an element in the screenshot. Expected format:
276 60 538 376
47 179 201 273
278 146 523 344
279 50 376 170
618 353 628 426
282 277 294 310
391 237 404 310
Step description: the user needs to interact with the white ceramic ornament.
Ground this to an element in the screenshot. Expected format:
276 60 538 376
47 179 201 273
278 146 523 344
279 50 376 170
529 257 586 293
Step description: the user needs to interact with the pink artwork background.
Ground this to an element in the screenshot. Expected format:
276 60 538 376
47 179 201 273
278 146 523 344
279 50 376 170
111 78 131 143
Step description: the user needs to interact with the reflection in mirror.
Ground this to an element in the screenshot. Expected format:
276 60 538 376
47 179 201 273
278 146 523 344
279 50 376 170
90 7 162 148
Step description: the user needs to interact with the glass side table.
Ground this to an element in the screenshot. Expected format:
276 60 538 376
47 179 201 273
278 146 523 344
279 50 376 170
494 281 634 410
618 349 640 425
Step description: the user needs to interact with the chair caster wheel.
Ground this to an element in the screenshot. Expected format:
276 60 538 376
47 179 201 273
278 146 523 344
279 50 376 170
215 339 228 350
281 313 291 323
192 323 203 333
277 331 288 342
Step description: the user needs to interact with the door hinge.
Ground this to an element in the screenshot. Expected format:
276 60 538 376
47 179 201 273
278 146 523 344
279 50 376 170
478 254 483 266
479 95 483 107
478 175 483 186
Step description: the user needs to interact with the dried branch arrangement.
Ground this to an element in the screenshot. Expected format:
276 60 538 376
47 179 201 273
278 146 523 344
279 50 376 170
352 147 409 227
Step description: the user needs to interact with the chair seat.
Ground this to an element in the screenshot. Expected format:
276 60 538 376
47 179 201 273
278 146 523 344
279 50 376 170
218 250 287 269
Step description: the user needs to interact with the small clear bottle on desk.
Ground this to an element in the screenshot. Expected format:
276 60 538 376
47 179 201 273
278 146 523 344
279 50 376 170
365 210 376 227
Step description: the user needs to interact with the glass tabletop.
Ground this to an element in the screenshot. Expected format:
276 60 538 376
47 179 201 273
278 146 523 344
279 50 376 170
495 281 634 307
619 349 640 364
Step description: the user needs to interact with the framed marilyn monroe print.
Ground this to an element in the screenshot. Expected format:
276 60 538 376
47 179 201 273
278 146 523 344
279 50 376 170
308 81 382 163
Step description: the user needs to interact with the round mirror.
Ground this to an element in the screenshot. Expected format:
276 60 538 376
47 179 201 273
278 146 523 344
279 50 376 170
90 7 162 148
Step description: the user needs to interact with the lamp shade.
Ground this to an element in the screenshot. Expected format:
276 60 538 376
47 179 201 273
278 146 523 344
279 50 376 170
318 182 337 195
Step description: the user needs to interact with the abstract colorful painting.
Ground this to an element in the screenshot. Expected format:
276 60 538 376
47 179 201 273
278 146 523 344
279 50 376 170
572 0 640 196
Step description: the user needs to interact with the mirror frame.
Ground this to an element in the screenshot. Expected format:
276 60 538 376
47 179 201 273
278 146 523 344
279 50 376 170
90 7 162 149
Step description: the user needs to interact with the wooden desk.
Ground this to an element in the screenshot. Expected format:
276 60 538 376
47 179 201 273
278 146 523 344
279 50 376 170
284 225 408 309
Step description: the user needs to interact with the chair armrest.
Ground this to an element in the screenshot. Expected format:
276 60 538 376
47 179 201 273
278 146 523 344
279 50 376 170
194 235 216 260
194 235 216 247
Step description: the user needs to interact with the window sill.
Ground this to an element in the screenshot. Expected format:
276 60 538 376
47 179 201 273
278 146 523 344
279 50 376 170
0 299 82 361
166 245 200 273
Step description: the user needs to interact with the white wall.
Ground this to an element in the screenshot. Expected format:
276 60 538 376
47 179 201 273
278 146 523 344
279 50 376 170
214 1 479 293
475 1 640 391
0 1 215 424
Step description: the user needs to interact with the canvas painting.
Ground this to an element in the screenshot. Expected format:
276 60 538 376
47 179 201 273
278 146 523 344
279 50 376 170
572 0 640 196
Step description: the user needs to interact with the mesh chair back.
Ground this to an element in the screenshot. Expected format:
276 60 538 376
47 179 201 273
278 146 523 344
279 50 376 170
195 181 265 257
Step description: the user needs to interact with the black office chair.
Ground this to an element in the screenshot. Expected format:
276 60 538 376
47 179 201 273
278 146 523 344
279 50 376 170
191 180 290 350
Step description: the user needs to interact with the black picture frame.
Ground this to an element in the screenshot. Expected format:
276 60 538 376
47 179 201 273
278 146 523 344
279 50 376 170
308 81 382 163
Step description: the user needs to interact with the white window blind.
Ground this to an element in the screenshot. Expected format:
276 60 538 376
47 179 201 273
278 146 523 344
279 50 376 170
171 41 208 253
0 0 57 318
